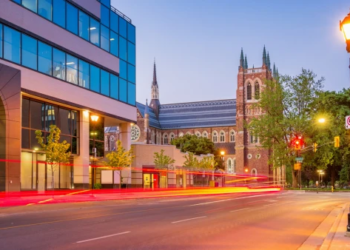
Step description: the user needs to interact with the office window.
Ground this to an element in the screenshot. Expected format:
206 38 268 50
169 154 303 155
30 100 45 130
128 82 135 105
22 0 37 12
128 42 135 65
53 48 66 80
78 60 89 89
101 0 110 7
101 25 110 52
128 23 135 44
22 35 37 70
101 5 109 28
119 36 127 61
66 55 78 84
119 60 127 80
119 17 127 38
110 74 118 100
101 70 110 96
45 104 58 130
53 0 65 28
38 0 52 21
38 42 52 75
110 12 118 33
0 24 2 58
90 18 100 46
79 11 89 41
90 65 100 92
128 64 135 83
66 3 78 35
110 31 118 57
4 26 21 64
13 0 21 3
119 78 127 102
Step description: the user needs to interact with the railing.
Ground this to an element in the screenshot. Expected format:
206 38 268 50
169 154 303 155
245 68 263 74
97 0 132 23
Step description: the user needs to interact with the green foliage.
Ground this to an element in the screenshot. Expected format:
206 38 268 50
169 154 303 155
183 152 199 169
153 149 175 169
94 183 102 189
183 152 216 171
103 140 134 169
171 134 215 155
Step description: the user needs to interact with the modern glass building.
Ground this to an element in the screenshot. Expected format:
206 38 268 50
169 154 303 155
0 0 136 191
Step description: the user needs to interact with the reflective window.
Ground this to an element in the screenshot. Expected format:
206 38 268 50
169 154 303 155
110 12 118 33
101 70 110 96
128 82 135 105
59 108 70 135
119 36 127 61
119 16 127 38
119 78 127 102
128 23 135 44
45 104 58 131
13 0 21 3
38 0 52 21
128 42 135 65
90 65 100 92
110 31 118 57
128 64 135 83
78 60 89 89
53 48 66 80
22 98 30 127
22 35 37 70
89 18 100 46
119 60 127 80
79 11 89 41
66 55 78 84
110 74 118 100
66 3 78 35
22 0 37 12
101 25 110 52
101 5 110 28
4 26 21 64
101 0 110 7
30 100 44 130
71 110 78 136
53 0 65 28
38 42 52 75
0 24 2 58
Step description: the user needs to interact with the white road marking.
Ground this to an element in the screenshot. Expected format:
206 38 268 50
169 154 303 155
172 216 207 224
76 231 130 243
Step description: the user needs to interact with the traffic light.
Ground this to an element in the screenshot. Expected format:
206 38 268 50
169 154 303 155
334 136 340 148
313 143 318 152
292 136 303 150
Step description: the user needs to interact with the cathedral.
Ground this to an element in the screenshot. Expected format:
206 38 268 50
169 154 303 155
130 47 279 177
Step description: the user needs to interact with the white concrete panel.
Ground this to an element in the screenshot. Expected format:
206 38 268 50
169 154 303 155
101 170 113 184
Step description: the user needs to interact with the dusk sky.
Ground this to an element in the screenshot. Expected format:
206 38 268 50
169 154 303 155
113 0 350 104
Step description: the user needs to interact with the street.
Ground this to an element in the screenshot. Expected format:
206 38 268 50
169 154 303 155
1 191 349 250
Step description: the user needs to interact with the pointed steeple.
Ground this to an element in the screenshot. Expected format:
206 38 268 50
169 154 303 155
151 61 159 100
144 99 149 115
244 55 248 69
262 45 267 66
152 61 158 86
273 63 276 77
240 48 244 68
267 52 270 70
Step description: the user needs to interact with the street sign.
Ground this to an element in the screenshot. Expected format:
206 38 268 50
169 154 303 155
346 116 350 129
295 157 303 163
294 163 301 170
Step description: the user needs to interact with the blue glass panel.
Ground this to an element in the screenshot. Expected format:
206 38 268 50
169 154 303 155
4 27 21 64
66 3 78 35
90 18 100 46
127 64 135 83
119 60 127 80
119 78 127 102
128 82 136 105
79 60 89 89
119 17 127 38
38 0 52 21
110 74 118 100
127 23 135 44
66 55 78 84
79 11 89 41
38 42 52 75
23 0 37 12
101 25 109 52
22 35 37 70
13 0 21 3
101 70 110 96
0 24 3 58
53 0 65 28
101 0 110 7
127 42 135 65
53 48 66 80
110 12 118 33
90 65 100 92
110 31 118 57
119 36 127 61
101 5 109 28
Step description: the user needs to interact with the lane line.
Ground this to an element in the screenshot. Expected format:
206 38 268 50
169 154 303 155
172 216 207 224
38 198 53 204
77 231 130 243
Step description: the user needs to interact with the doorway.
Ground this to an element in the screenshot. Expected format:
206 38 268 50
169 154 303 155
143 173 159 189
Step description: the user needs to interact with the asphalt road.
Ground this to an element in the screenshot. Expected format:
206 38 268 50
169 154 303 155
0 191 349 250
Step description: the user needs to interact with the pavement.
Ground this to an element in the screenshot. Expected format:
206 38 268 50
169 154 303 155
0 190 349 249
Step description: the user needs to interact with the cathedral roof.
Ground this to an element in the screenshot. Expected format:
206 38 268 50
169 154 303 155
136 102 161 129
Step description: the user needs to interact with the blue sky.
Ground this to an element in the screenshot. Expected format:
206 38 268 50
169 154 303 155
112 0 350 104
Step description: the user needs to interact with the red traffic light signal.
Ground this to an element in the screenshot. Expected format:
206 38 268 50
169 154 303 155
292 136 304 150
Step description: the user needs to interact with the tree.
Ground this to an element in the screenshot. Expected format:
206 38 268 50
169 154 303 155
153 149 175 169
103 140 134 189
171 134 215 155
35 125 71 190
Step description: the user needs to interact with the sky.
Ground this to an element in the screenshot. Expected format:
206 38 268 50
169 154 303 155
112 0 350 104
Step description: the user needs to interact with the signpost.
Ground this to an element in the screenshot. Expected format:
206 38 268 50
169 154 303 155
346 116 350 129
295 157 303 163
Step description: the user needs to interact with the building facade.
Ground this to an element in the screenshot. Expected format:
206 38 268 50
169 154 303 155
0 0 136 191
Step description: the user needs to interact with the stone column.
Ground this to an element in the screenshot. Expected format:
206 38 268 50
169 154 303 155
73 110 90 189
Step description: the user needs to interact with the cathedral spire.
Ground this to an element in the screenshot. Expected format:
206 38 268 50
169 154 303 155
145 99 149 115
267 52 270 70
244 55 248 69
152 60 158 86
262 45 267 66
240 48 244 68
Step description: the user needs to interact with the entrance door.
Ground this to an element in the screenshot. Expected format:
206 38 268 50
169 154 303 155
152 174 159 189
143 173 151 189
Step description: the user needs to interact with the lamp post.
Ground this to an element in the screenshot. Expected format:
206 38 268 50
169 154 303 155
340 12 350 53
90 115 99 190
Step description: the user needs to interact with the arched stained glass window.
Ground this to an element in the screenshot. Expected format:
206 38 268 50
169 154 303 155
247 82 252 100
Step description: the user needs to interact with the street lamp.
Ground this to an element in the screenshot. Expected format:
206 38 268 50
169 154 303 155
318 118 326 124
340 12 350 53
90 114 99 189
